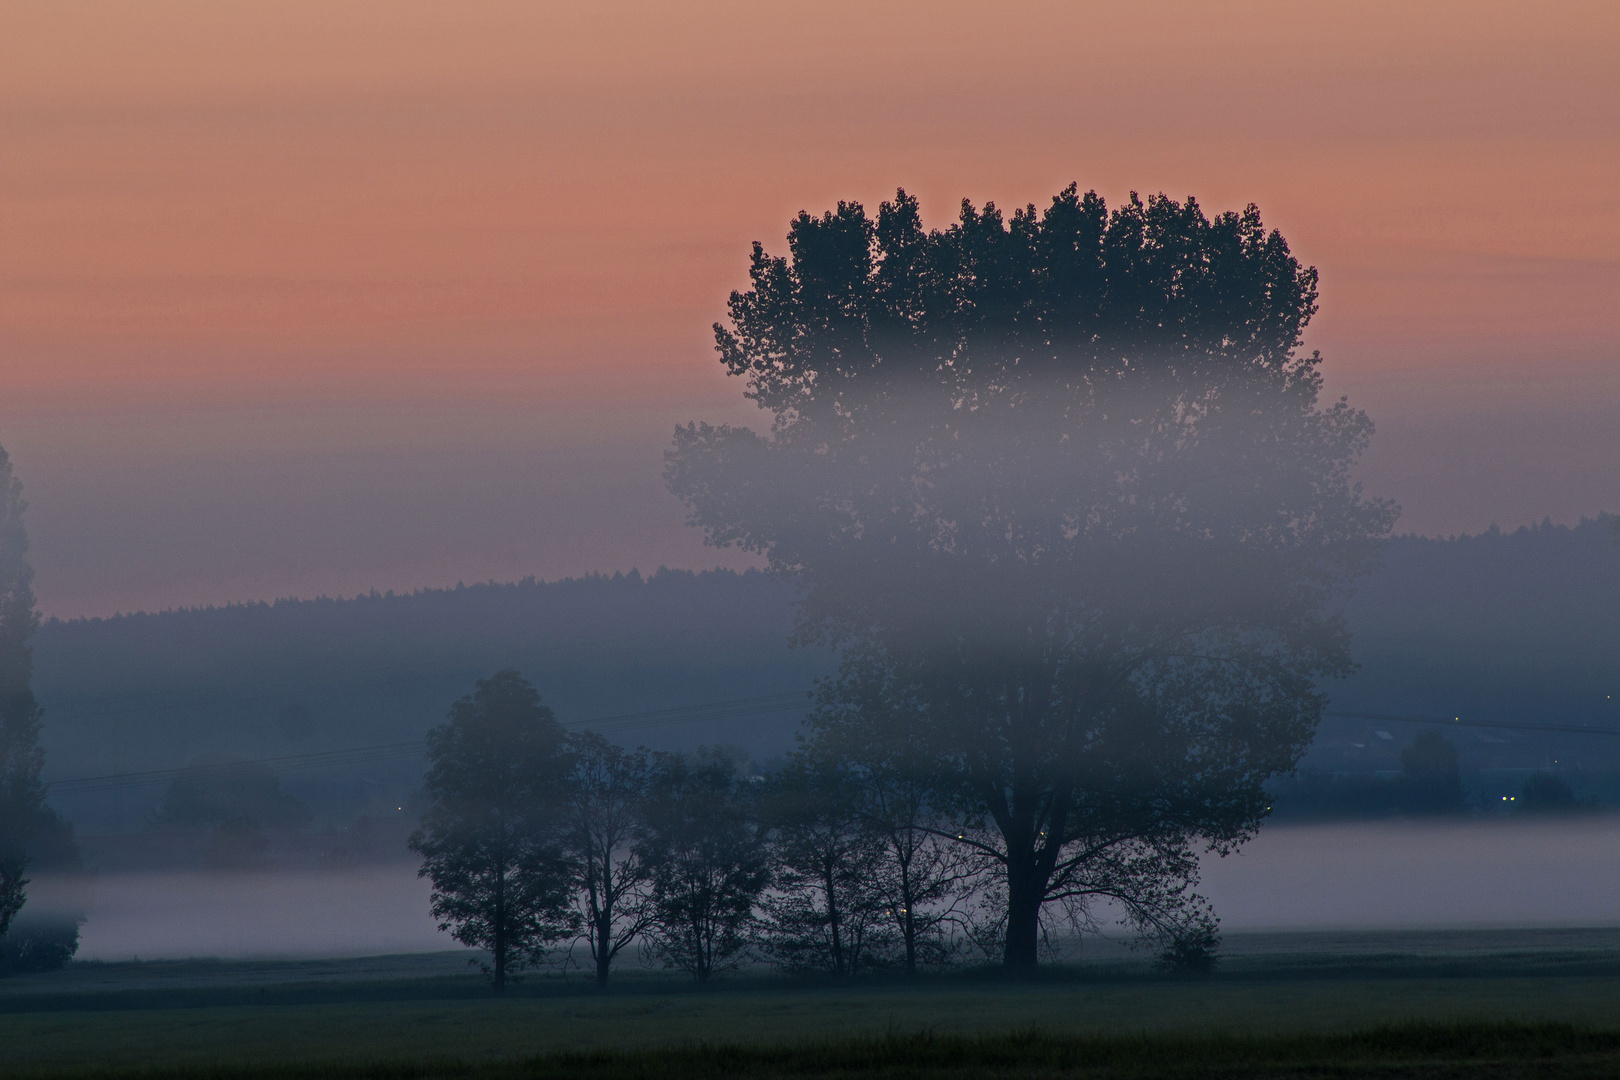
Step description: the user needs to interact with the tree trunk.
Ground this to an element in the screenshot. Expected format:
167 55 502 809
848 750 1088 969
824 856 844 977
492 866 507 993
594 910 612 987
1003 853 1042 973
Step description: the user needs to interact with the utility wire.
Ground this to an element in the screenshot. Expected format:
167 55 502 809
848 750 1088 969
1323 710 1620 738
44 691 812 795
48 700 1610 798
36 627 761 722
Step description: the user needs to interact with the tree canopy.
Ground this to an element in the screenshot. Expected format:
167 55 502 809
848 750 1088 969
410 670 577 990
667 186 1396 971
0 445 43 939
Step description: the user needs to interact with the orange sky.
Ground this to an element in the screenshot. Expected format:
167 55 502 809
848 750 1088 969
2 1 1618 614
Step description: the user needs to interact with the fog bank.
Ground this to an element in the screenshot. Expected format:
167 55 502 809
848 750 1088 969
43 821 1620 962
69 865 443 961
1202 820 1620 931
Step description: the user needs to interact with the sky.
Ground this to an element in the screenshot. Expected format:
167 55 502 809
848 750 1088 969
3 0 1617 618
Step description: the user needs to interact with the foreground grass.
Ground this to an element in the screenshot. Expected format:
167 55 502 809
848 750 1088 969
9 1023 1620 1079
9 938 1620 1077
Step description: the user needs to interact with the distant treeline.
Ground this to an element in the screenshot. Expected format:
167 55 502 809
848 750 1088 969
1306 515 1620 803
34 568 831 832
1331 515 1620 729
30 517 1620 832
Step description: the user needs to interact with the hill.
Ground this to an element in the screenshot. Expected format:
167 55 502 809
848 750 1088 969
31 516 1620 832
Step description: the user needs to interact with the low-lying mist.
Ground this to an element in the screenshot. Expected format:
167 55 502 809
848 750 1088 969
1203 819 1620 931
47 819 1620 962
63 864 441 962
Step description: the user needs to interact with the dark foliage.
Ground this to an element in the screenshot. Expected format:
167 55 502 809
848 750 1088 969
638 749 769 982
668 186 1394 971
564 731 654 985
29 518 1620 839
1331 516 1620 741
805 671 980 974
35 568 826 835
1518 772 1593 815
1157 921 1221 974
152 759 313 831
0 805 83 974
0 445 43 939
1266 771 1402 821
0 914 79 973
1399 732 1465 815
148 759 313 871
410 671 578 990
759 755 894 977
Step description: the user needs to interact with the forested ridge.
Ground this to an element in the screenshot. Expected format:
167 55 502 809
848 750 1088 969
28 517 1620 832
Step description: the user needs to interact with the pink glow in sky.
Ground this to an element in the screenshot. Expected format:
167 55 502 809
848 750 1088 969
2 1 1617 616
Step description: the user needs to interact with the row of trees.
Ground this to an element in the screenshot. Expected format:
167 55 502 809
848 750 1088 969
1273 732 1602 819
413 670 1214 990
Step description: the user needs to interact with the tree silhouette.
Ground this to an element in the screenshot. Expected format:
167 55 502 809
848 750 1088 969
0 806 84 973
563 731 654 986
1517 771 1584 814
1398 732 1464 815
760 754 893 977
668 187 1395 971
410 671 576 991
151 758 312 871
806 667 978 974
638 749 769 982
0 446 43 939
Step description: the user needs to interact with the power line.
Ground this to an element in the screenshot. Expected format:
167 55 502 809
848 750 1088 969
49 699 1608 798
1324 711 1620 738
36 627 755 722
43 691 812 795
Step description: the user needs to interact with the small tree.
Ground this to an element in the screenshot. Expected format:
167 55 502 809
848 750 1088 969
0 446 43 939
1518 772 1585 814
638 749 769 982
1 807 86 974
806 672 980 974
152 759 312 870
760 755 893 977
1399 732 1464 815
564 731 654 986
410 671 577 991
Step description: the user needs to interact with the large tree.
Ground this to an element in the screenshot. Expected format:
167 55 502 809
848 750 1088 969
410 670 577 991
0 446 44 939
667 187 1395 971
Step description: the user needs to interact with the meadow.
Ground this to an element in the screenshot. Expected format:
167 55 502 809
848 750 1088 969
7 930 1620 1077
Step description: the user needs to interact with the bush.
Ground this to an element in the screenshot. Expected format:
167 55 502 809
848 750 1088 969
0 915 80 974
1157 924 1220 975
1517 772 1595 814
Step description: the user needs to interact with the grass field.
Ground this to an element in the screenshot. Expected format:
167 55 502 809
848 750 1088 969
8 929 1620 1077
